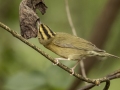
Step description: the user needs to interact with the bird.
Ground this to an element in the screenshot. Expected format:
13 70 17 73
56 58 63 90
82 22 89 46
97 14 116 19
37 23 120 74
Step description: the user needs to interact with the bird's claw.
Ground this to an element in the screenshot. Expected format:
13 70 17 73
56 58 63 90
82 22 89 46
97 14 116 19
53 59 59 65
70 68 75 75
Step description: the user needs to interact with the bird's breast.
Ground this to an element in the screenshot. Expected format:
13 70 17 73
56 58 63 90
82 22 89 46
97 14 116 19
45 42 88 60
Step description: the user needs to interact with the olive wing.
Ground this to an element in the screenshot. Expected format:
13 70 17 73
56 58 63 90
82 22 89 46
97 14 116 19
53 33 103 52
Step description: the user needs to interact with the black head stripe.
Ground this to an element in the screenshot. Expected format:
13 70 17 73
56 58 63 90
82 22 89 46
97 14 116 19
46 25 56 36
41 24 51 39
39 27 44 39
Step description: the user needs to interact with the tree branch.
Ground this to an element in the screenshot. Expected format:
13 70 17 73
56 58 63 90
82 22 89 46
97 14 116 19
78 84 95 90
65 0 77 36
103 80 110 90
78 69 120 90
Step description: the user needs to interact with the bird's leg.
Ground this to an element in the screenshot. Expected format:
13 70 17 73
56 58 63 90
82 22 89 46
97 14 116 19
70 60 81 75
53 58 70 65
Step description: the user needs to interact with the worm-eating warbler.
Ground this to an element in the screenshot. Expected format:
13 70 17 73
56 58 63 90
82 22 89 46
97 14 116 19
37 23 120 74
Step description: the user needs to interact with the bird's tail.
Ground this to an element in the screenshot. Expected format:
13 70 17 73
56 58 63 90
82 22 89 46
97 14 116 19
100 52 120 59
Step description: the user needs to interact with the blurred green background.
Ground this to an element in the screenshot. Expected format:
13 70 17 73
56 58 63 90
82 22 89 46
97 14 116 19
0 0 120 90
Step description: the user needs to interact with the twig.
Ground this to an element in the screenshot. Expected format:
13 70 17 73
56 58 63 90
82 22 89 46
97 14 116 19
103 80 110 90
65 0 77 36
107 69 120 77
79 81 110 90
107 73 120 80
78 84 95 90
80 61 87 78
65 0 87 79
78 69 120 90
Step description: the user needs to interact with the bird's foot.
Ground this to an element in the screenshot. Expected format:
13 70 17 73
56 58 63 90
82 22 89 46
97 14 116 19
70 68 75 75
53 58 59 65
53 58 69 65
70 60 81 75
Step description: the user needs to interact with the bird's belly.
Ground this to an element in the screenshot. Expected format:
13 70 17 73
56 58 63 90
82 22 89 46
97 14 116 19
46 44 87 60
